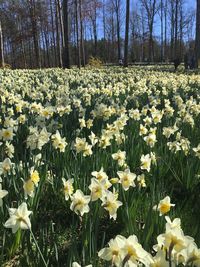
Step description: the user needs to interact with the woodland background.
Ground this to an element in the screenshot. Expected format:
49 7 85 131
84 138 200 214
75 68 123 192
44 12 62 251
0 0 200 69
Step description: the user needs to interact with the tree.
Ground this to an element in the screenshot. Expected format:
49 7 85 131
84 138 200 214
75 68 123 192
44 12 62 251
29 0 41 68
0 0 197 67
112 0 122 61
79 0 85 67
55 0 63 67
195 0 200 68
174 0 179 59
160 0 164 62
123 0 130 67
75 0 81 68
86 0 101 57
140 0 159 62
62 0 70 68
0 21 4 67
164 0 167 61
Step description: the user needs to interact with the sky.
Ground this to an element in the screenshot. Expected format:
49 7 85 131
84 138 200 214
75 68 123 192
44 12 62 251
128 0 196 40
94 0 197 41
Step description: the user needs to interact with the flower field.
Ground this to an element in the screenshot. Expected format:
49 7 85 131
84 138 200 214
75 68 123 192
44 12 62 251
0 67 200 266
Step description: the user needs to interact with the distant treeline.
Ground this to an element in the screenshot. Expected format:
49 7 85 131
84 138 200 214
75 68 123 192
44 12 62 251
0 0 200 69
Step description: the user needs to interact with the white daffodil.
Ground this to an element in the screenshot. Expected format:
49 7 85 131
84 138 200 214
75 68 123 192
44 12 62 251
140 154 151 172
112 150 126 166
91 167 108 182
0 183 8 206
98 235 126 266
4 202 32 233
70 190 90 216
153 196 175 216
117 169 136 191
88 178 106 201
72 262 92 267
62 178 74 200
0 158 14 175
101 190 122 220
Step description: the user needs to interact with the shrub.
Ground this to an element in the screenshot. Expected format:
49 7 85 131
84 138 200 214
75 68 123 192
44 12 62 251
87 56 103 68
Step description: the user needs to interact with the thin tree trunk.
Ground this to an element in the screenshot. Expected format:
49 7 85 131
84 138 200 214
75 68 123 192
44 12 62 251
28 38 33 68
149 24 153 62
55 0 62 67
111 9 115 62
174 0 178 58
75 0 81 68
116 6 121 61
179 0 183 61
164 0 167 61
141 10 145 61
123 0 130 67
102 0 107 62
29 0 41 68
160 0 164 62
195 0 200 68
79 0 85 67
42 30 47 67
57 0 64 67
11 41 16 68
0 21 5 67
93 17 97 57
50 0 57 66
170 1 175 61
44 29 50 67
62 0 70 68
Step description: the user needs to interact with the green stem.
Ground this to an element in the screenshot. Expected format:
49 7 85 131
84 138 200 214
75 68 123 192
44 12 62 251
29 227 48 267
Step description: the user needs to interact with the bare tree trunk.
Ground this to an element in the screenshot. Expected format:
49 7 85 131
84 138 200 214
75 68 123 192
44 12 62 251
63 0 70 68
141 8 145 61
102 0 107 62
57 0 64 67
29 0 41 68
179 0 183 61
90 0 98 57
28 38 33 68
111 9 115 62
44 29 50 67
149 23 153 62
164 0 167 61
0 21 5 67
116 1 121 61
123 0 130 67
21 30 27 68
42 30 47 67
11 41 16 68
75 0 81 68
93 16 98 57
195 0 200 68
141 0 157 62
55 0 62 67
174 0 179 59
50 0 57 66
170 0 175 61
79 0 85 67
160 0 164 62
